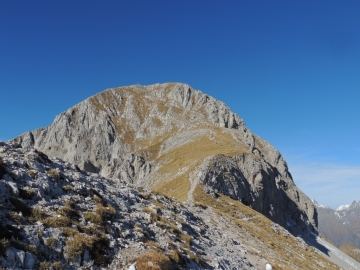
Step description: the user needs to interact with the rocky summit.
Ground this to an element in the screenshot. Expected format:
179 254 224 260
13 83 316 236
2 82 359 269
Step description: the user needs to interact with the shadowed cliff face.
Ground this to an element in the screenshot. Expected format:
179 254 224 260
12 82 317 235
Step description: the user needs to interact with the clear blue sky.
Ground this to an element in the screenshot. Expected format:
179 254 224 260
1 1 359 208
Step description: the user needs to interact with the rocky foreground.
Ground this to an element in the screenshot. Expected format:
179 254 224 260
0 141 343 269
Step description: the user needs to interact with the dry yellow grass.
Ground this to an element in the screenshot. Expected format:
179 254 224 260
136 249 171 270
193 184 340 270
152 127 250 201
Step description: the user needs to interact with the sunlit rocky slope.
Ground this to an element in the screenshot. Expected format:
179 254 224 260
13 83 317 236
0 142 346 269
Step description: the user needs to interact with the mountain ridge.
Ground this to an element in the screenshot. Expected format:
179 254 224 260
315 199 360 263
12 83 318 236
1 141 352 269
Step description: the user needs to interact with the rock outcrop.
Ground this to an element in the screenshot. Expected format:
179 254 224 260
12 83 317 235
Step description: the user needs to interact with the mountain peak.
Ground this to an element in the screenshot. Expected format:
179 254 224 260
12 83 317 235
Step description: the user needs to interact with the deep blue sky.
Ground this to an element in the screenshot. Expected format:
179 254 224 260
1 1 359 208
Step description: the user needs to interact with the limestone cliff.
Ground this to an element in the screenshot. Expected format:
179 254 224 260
12 83 317 235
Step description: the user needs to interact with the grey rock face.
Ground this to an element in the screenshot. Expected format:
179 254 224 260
11 82 317 235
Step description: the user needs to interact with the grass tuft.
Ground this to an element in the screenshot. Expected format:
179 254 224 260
42 216 72 228
46 169 60 180
45 237 58 247
136 249 171 270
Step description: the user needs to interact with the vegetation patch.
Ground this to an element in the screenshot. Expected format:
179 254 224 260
62 185 73 192
27 170 37 178
136 249 171 270
57 201 80 222
66 232 110 266
28 208 48 223
193 184 339 270
42 216 72 228
46 169 60 180
38 261 51 270
45 237 58 247
84 212 102 225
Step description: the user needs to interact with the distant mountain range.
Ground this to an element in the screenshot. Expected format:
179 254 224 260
315 200 360 263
